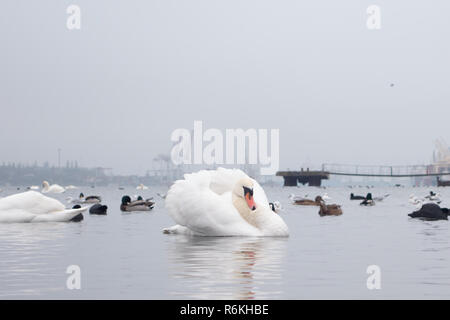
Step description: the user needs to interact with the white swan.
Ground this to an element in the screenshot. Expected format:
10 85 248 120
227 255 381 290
65 185 78 190
0 191 87 223
164 168 289 237
41 181 65 194
136 184 149 190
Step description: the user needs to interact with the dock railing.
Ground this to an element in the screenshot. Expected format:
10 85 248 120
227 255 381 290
322 163 450 177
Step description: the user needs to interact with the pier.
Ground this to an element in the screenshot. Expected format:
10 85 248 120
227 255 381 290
276 163 450 187
276 170 330 187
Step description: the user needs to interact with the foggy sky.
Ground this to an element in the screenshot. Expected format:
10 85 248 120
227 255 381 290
1 1 449 175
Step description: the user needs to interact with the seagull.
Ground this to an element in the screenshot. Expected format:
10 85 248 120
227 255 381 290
288 193 309 202
322 193 331 201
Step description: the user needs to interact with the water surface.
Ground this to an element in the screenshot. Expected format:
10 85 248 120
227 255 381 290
0 186 449 299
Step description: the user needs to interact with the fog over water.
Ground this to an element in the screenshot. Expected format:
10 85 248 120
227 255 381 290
1 1 449 174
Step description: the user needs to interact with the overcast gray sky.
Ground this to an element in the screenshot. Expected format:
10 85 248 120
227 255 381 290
1 1 449 174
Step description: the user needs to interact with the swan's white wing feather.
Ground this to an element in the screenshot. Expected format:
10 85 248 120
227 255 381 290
0 191 65 214
0 209 36 223
209 168 247 194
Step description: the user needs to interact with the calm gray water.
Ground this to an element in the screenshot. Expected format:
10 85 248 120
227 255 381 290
0 185 449 299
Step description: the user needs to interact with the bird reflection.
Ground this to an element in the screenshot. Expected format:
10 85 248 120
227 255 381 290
165 236 288 299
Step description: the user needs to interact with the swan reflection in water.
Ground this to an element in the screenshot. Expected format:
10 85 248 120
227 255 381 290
0 223 74 298
165 235 288 299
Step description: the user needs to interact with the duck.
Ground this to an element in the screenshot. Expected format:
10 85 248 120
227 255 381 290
360 193 375 206
136 195 154 202
79 192 101 204
350 193 366 200
163 168 289 237
136 184 149 190
289 194 319 206
120 195 154 212
316 196 343 216
0 191 87 223
294 198 319 206
424 191 441 203
89 203 108 215
41 181 65 194
27 185 40 190
408 203 449 221
269 201 282 213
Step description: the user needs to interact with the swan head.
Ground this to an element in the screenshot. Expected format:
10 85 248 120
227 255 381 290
42 181 49 189
231 177 289 236
233 177 256 211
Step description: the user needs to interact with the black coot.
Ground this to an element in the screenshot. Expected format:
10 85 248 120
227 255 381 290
408 203 448 221
89 204 108 215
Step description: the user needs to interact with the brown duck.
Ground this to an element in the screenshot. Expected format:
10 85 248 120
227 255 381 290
289 194 320 206
316 196 343 216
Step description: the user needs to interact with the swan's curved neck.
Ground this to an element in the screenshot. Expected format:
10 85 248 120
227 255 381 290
232 193 260 229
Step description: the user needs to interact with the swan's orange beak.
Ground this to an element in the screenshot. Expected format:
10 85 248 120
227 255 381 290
244 187 256 211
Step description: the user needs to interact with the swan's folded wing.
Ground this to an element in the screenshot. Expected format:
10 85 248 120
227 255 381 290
209 167 269 207
209 168 247 194
0 209 35 223
0 191 65 215
166 179 262 236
